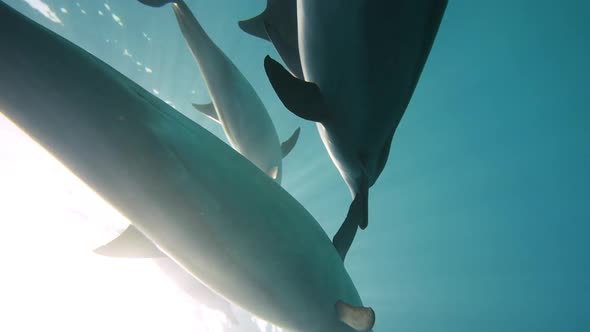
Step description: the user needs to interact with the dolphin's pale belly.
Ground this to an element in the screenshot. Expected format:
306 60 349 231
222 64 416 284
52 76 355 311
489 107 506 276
0 4 364 331
300 0 447 193
298 0 396 191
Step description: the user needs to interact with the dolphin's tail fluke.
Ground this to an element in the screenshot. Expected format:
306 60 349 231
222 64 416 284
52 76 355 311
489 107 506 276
137 0 175 7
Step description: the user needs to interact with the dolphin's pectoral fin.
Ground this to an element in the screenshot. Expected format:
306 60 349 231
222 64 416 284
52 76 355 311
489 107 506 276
263 20 304 79
238 12 270 41
281 127 301 158
192 102 220 124
335 300 375 332
94 225 165 258
137 0 174 8
332 195 362 260
264 56 328 123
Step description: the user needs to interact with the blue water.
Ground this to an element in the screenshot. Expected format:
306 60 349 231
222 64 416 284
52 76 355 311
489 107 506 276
4 0 589 331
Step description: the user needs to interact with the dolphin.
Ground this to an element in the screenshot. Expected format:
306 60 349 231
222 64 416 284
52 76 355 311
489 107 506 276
138 0 299 183
0 2 375 331
264 0 448 258
238 0 302 79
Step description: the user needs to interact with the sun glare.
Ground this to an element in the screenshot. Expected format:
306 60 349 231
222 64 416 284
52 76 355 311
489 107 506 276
0 114 229 332
21 0 62 24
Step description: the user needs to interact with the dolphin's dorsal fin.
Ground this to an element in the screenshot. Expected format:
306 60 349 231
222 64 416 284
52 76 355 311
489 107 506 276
238 11 270 42
264 56 328 123
94 225 165 258
137 0 175 7
192 102 220 124
332 194 361 260
335 300 375 331
281 127 301 158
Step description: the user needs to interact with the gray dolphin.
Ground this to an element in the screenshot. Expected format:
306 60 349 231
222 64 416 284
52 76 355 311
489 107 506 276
0 2 374 331
239 0 302 78
264 0 448 258
139 0 299 183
